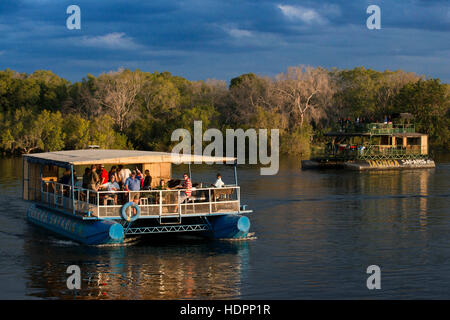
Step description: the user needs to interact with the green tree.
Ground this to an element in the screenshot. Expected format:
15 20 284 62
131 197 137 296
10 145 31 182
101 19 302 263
0 69 40 113
395 79 449 149
10 107 43 153
0 129 14 153
139 73 181 118
88 115 130 149
63 114 91 149
36 110 65 151
29 70 70 112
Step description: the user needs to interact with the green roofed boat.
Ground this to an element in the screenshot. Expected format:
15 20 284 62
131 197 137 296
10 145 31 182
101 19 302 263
302 114 435 170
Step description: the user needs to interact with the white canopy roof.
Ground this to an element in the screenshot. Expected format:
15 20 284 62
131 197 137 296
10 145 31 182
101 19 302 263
23 149 236 166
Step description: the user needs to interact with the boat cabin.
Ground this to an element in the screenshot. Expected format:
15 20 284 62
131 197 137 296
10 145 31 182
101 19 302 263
323 123 429 160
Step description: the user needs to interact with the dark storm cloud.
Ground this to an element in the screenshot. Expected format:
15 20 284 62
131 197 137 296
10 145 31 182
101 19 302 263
0 0 448 82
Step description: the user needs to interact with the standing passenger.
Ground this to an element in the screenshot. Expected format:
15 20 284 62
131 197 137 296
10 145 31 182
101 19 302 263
179 174 192 201
98 164 109 184
142 170 152 190
118 165 131 189
82 167 90 189
173 174 192 213
124 169 142 202
88 165 100 191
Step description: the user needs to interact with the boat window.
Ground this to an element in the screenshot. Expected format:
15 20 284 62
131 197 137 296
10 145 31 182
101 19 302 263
407 137 420 145
380 136 390 145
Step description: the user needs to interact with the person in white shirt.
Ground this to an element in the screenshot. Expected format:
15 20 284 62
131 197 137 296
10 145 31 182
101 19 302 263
117 164 131 188
212 173 225 188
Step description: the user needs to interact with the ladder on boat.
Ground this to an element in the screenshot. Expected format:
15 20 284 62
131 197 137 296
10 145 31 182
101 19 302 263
158 203 182 225
159 214 181 225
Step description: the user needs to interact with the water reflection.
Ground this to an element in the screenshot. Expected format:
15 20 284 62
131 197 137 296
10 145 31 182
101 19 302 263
23 233 249 299
418 170 431 228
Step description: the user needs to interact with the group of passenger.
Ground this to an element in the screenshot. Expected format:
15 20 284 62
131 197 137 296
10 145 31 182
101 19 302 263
326 141 365 156
69 164 226 206
80 165 148 191
337 115 393 132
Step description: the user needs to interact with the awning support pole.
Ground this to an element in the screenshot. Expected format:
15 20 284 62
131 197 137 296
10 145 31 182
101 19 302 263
234 160 238 186
22 157 24 199
70 164 75 215
188 163 192 180
40 164 43 201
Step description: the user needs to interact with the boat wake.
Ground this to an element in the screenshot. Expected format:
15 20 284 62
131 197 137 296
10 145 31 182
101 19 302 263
52 239 80 246
93 237 140 247
219 232 257 241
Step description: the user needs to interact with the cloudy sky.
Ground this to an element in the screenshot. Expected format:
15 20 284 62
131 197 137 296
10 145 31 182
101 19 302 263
0 0 448 82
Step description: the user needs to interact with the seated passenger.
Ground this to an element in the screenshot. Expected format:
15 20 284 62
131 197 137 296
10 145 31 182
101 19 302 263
59 170 71 185
109 166 118 183
73 170 82 187
102 175 120 205
211 173 225 188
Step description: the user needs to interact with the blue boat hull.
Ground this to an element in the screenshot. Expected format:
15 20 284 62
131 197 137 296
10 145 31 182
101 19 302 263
204 215 251 239
27 204 124 245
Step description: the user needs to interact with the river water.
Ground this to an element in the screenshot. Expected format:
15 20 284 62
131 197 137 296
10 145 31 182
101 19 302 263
0 156 449 299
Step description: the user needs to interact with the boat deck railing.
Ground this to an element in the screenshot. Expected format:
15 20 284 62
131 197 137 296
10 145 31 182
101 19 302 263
367 123 416 135
320 144 427 161
357 145 427 160
40 181 241 219
334 123 416 135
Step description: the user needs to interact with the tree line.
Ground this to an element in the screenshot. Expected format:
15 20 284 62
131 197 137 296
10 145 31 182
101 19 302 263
0 66 448 157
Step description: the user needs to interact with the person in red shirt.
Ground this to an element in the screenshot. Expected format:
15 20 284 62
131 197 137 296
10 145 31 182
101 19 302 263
98 164 109 185
173 173 192 213
182 173 192 197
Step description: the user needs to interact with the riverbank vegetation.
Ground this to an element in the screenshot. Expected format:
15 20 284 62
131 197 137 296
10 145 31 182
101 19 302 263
0 67 448 156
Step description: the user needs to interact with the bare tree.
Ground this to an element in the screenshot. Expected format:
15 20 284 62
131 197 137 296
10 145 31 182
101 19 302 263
95 69 142 131
273 66 335 126
197 79 228 106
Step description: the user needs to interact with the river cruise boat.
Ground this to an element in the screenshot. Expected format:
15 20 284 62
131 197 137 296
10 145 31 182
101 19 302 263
302 119 435 170
22 149 252 245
